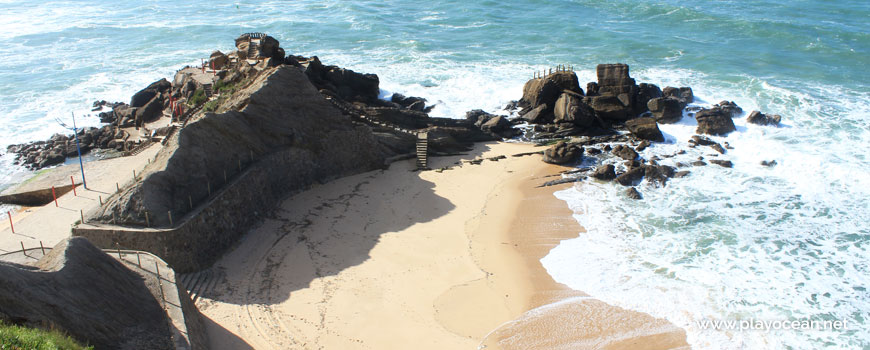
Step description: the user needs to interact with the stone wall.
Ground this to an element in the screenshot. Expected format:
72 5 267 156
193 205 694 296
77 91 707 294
73 143 382 273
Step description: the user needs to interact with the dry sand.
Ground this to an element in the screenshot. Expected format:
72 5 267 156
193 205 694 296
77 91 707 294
0 144 161 253
198 142 690 349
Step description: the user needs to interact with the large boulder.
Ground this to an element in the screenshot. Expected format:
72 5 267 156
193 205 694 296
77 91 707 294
625 117 665 142
647 97 684 124
612 144 638 161
596 63 636 95
136 96 163 124
521 71 582 110
542 141 583 164
519 103 553 124
746 110 782 126
553 92 595 127
584 94 632 122
714 100 743 118
130 79 170 108
634 83 663 115
209 50 229 70
615 166 645 186
591 164 616 181
663 86 694 108
696 108 736 136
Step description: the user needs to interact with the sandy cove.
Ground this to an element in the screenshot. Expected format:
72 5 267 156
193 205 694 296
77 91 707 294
197 141 689 350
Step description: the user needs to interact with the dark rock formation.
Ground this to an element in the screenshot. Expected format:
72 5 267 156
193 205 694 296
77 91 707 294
714 100 743 118
615 166 644 186
553 91 595 127
0 238 173 350
746 110 782 126
520 71 582 111
130 79 170 108
612 144 638 161
647 97 684 123
644 164 676 187
542 141 583 164
626 187 643 200
689 135 726 154
761 160 777 167
709 159 733 168
591 164 616 181
625 117 665 142
519 103 552 124
662 86 694 108
301 56 380 103
695 108 736 136
209 50 229 70
636 140 651 152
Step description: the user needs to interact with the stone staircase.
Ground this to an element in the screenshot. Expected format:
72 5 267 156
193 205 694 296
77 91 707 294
246 38 258 59
323 95 430 170
178 268 217 303
416 132 429 170
203 84 213 98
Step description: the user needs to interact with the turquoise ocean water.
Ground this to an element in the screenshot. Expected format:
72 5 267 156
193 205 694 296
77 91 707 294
1 1 868 348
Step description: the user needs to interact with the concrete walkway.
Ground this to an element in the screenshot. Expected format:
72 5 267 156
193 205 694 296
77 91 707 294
0 144 162 253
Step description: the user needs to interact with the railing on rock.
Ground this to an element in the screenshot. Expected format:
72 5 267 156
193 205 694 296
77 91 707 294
532 64 576 79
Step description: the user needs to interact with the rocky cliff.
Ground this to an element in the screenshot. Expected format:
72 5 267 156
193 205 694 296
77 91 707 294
98 65 385 227
0 238 173 350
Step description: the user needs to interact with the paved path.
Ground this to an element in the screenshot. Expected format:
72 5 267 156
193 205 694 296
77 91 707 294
0 144 162 253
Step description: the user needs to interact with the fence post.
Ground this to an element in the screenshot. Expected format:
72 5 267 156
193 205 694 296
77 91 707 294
145 211 150 227
99 196 102 206
133 169 136 180
39 241 45 255
168 211 173 226
71 176 77 196
80 210 84 224
189 196 193 210
52 186 58 207
112 211 116 224
7 211 13 234
116 243 122 259
137 251 141 267
21 241 26 256
116 182 120 192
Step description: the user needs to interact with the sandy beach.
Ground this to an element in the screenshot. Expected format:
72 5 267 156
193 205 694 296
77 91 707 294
196 141 689 349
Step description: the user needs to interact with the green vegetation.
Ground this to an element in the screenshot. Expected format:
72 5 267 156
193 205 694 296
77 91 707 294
0 322 92 350
203 100 220 112
213 79 237 94
188 88 207 107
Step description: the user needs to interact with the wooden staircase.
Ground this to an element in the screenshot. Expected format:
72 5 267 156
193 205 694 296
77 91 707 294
416 132 428 170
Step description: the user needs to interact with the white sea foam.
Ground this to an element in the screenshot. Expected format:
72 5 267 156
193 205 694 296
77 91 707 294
541 68 870 349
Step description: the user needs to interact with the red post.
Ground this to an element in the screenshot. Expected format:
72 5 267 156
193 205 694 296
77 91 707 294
71 176 77 196
7 211 13 234
52 186 58 207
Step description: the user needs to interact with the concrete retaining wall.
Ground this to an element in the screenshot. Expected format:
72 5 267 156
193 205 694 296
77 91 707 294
73 143 383 273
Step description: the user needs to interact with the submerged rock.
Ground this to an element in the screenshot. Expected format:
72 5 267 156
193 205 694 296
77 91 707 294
591 164 617 181
626 187 643 200
695 108 736 136
746 110 782 126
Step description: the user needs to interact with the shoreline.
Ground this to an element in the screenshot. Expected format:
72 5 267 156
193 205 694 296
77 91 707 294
198 141 689 349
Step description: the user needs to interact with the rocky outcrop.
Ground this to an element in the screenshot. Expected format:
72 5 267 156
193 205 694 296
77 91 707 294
300 56 380 103
612 144 638 161
615 166 645 186
746 110 782 126
663 86 694 108
714 100 742 118
542 141 583 164
591 164 616 181
626 187 643 200
553 91 596 127
0 238 173 350
98 66 385 228
647 97 684 123
625 117 665 142
521 71 582 110
695 108 736 136
7 126 116 170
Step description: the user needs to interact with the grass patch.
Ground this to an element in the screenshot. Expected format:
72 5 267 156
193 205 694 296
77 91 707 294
0 321 92 350
188 88 207 107
203 100 220 112
213 79 236 94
